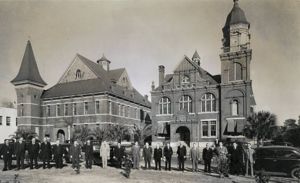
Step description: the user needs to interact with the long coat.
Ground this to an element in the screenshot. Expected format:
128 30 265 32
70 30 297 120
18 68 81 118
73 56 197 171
40 142 52 160
202 148 213 161
70 145 81 162
163 146 173 159
143 147 152 160
28 142 40 158
153 147 162 160
15 142 26 157
177 146 186 159
84 144 93 159
1 144 13 159
100 143 110 158
52 144 64 159
190 147 199 160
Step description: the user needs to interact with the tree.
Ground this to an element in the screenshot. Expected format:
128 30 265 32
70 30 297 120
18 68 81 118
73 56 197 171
92 124 131 142
72 125 92 142
11 128 37 140
243 111 277 146
132 124 152 145
284 119 298 130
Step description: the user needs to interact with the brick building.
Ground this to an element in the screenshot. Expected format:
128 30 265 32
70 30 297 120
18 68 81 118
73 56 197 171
11 41 151 142
151 0 256 147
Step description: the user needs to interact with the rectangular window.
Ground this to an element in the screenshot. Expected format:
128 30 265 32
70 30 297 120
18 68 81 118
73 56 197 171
20 104 24 116
135 108 138 119
211 121 217 136
0 116 2 125
118 104 121 116
64 104 69 116
6 117 11 126
201 120 217 137
109 101 112 114
56 104 61 116
95 101 100 114
207 101 211 112
16 118 18 126
73 103 77 115
84 102 88 115
202 121 209 137
47 105 51 117
122 105 125 116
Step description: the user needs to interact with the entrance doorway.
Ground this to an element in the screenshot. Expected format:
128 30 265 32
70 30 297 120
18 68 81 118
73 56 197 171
176 126 190 146
57 129 65 142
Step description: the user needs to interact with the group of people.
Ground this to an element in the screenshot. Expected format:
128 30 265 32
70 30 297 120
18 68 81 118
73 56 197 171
0 137 255 178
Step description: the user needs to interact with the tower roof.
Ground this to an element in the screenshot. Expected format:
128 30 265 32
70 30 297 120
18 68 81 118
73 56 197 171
224 0 249 27
97 54 111 64
192 50 200 60
11 40 47 87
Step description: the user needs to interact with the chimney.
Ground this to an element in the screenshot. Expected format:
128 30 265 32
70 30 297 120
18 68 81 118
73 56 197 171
158 65 165 86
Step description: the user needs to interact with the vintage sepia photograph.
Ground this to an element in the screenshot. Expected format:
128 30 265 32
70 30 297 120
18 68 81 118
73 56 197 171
0 0 299 182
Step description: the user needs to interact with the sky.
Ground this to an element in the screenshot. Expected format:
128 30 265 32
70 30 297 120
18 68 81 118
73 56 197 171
0 0 299 125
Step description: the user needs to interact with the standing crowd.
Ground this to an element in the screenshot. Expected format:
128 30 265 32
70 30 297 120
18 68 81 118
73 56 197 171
0 137 255 178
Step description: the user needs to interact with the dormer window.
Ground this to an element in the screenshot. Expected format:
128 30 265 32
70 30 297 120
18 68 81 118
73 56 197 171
182 75 190 84
75 69 82 79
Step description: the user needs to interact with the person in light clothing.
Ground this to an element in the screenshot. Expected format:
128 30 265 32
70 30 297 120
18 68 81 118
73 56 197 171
100 141 110 168
245 143 254 177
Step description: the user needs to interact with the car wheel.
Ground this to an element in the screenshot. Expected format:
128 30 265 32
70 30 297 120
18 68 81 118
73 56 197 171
291 167 300 179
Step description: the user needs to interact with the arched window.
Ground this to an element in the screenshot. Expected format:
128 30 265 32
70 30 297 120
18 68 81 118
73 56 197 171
201 93 216 112
234 63 243 80
75 69 82 79
179 95 193 113
182 75 190 84
159 97 171 114
231 100 239 116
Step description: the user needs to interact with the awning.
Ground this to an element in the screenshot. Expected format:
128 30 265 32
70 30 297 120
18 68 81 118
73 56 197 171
236 119 246 133
227 119 235 132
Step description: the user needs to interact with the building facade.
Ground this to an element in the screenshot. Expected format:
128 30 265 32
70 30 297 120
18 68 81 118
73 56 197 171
151 0 256 147
11 41 151 142
0 107 17 143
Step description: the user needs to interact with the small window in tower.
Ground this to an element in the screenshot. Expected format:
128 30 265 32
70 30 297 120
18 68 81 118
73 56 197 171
75 69 82 79
234 63 243 81
182 75 190 84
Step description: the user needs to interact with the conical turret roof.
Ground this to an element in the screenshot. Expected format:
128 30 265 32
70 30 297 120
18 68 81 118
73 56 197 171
11 40 47 87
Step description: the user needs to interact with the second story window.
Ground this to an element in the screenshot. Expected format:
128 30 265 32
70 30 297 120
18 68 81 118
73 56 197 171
47 105 51 117
64 104 69 116
159 97 171 114
95 101 100 114
6 117 11 126
0 116 2 125
84 102 89 115
73 103 77 115
231 100 239 116
179 95 193 113
201 93 216 112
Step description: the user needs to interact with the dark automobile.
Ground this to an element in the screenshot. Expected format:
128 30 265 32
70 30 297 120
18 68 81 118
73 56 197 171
254 146 300 179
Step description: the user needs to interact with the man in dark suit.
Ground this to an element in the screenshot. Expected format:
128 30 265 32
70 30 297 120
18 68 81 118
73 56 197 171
40 137 52 169
143 142 152 169
1 140 13 171
230 142 243 175
177 142 186 172
52 140 64 169
153 144 162 170
28 138 40 169
163 143 173 171
84 139 93 169
113 142 124 168
15 137 26 170
202 143 213 173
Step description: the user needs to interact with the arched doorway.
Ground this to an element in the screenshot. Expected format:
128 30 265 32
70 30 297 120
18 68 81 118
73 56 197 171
176 126 190 146
57 129 65 142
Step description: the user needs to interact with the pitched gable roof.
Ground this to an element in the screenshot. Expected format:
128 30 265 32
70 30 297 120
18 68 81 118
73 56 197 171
11 40 47 87
109 68 126 82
